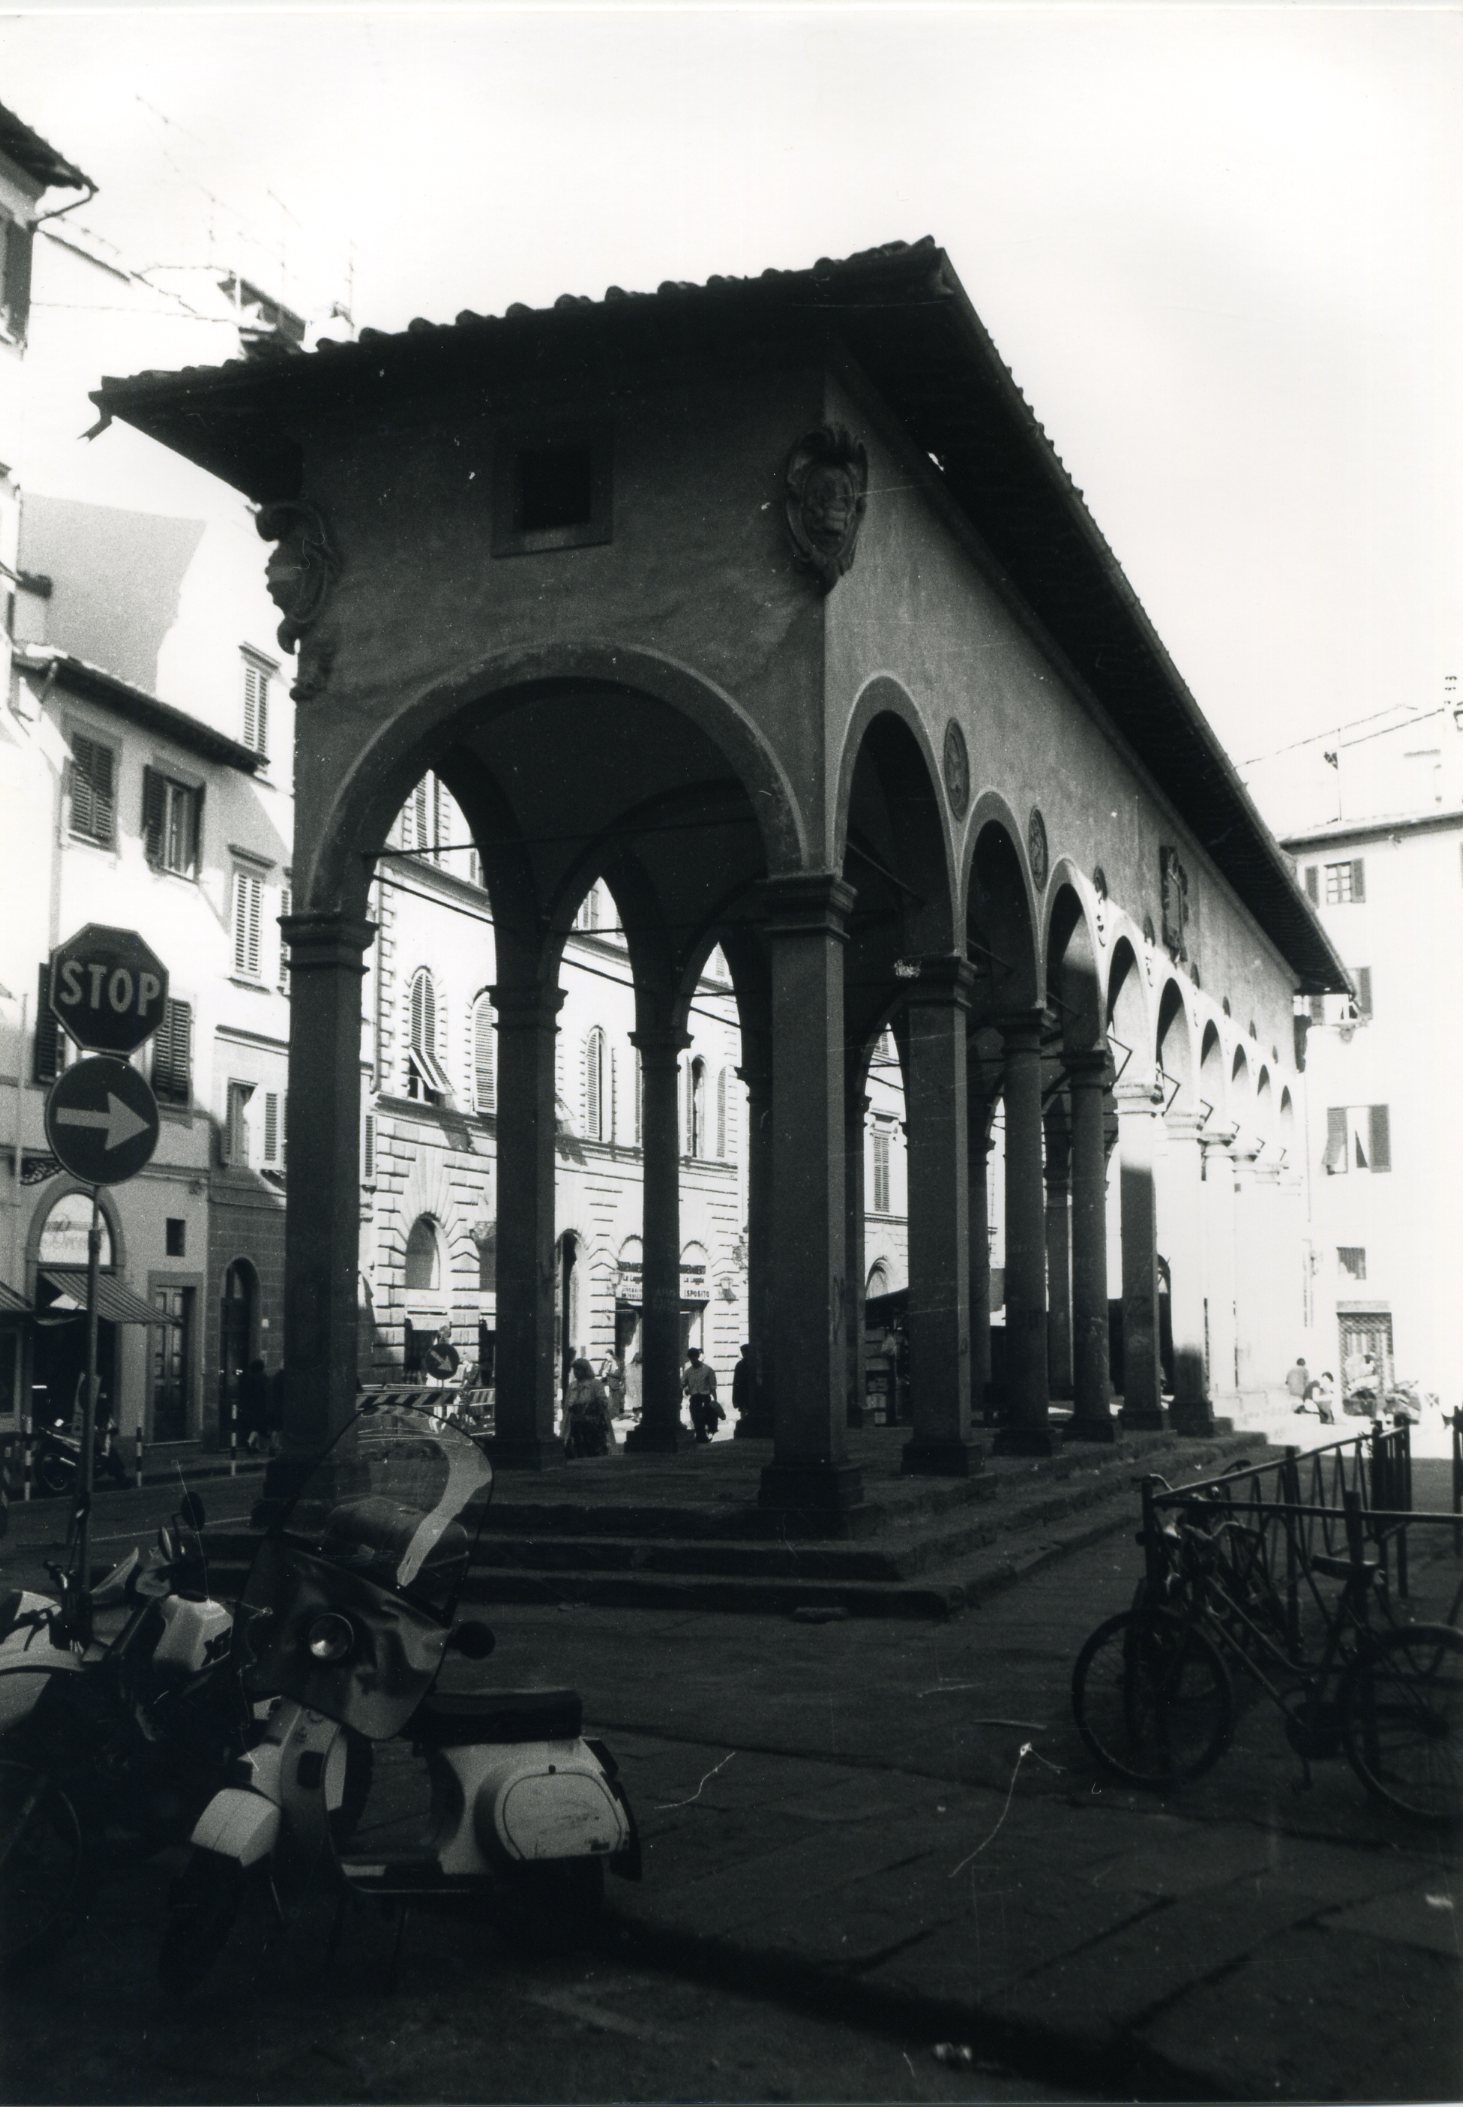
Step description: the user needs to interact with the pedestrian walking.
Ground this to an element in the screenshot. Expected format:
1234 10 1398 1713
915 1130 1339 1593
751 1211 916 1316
731 1343 756 1426
1285 1357 1310 1411
682 1348 723 1443
563 1358 613 1458
599 1348 626 1416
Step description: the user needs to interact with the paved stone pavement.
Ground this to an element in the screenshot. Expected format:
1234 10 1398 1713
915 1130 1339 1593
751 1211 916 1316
464 1505 1462 2103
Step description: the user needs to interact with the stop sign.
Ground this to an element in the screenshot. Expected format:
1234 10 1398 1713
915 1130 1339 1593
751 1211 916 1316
48 924 170 1056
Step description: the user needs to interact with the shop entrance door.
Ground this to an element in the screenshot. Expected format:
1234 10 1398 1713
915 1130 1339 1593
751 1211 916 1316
151 1286 194 1442
1339 1312 1394 1394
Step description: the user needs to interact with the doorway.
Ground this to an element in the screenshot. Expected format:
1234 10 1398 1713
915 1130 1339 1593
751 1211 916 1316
1339 1312 1394 1393
151 1286 195 1442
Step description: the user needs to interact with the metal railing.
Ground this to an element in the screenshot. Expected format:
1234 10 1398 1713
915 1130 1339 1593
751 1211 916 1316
1139 1421 1440 1654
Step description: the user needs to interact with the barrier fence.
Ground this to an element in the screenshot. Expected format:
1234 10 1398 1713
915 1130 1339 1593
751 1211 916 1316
1140 1420 1461 1654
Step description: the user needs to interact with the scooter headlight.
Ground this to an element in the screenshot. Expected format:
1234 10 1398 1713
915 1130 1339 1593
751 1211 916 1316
305 1611 355 1664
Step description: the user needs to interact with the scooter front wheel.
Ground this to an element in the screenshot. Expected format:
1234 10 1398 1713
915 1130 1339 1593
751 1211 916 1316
35 1455 71 1499
158 1847 248 1993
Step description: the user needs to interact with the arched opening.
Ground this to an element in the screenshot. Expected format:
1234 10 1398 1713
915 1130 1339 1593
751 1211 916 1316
404 1215 442 1292
471 992 496 1115
30 1191 122 1435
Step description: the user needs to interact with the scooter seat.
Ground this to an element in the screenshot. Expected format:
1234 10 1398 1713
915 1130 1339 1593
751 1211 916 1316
414 1687 584 1745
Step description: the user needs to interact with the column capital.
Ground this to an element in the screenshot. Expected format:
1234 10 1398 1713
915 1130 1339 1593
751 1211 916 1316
1113 1076 1164 1113
1201 1121 1238 1156
996 1009 1046 1056
280 913 376 973
490 983 567 1031
900 954 977 1007
760 870 857 937
1165 1111 1208 1142
1064 1048 1110 1085
736 1062 770 1104
631 1025 692 1069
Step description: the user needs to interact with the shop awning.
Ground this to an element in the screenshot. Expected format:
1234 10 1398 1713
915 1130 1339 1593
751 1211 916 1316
0 1280 31 1317
41 1271 180 1326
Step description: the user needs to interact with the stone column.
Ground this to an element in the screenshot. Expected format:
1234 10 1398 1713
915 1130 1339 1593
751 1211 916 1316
1066 1051 1113 1439
969 1100 994 1423
279 913 374 1456
1201 1125 1240 1405
1115 1075 1166 1430
844 1089 869 1429
994 1011 1054 1454
489 981 567 1468
903 957 980 1475
734 1051 774 1438
1164 1112 1213 1433
1230 1141 1264 1396
1044 1118 1073 1401
625 1026 694 1454
1251 1158 1288 1394
758 873 863 1518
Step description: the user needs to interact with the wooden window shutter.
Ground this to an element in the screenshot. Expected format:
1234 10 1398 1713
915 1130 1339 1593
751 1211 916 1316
142 768 165 863
1352 967 1372 1018
71 735 115 844
264 1092 279 1163
152 999 192 1103
363 1112 376 1183
190 783 205 874
1323 1107 1348 1175
1303 865 1318 903
473 999 495 1112
33 962 64 1083
1350 859 1366 903
1368 1104 1391 1172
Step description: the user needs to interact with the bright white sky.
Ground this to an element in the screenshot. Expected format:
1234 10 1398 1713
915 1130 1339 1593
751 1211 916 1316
3 3 1460 822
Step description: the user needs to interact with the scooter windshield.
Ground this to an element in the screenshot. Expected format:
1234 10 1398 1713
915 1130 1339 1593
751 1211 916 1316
235 1403 494 1740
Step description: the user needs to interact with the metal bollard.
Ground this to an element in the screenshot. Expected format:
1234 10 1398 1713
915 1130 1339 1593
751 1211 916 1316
133 1427 144 1490
20 1410 33 1502
228 1395 238 1478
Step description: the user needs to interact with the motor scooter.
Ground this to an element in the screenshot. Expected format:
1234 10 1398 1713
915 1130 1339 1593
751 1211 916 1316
162 1397 639 1990
33 1412 131 1497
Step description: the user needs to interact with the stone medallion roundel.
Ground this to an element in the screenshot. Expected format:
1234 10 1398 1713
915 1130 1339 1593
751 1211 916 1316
1027 807 1049 889
942 719 970 819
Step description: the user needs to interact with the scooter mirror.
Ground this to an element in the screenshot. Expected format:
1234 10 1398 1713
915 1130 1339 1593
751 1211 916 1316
447 1620 495 1660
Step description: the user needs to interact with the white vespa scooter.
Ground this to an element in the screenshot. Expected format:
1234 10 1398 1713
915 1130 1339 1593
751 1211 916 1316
162 1398 638 1987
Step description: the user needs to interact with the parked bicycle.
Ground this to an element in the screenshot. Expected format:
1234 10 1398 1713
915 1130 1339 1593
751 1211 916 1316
1071 1487 1463 1824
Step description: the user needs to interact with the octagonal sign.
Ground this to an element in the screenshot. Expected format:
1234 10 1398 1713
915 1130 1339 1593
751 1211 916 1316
49 924 169 1057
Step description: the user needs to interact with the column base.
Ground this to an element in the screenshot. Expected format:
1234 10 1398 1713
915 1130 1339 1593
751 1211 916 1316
1064 1415 1118 1444
1169 1398 1217 1436
758 1460 865 1514
901 1437 984 1477
992 1425 1062 1457
1117 1403 1168 1433
485 1436 567 1471
624 1421 695 1455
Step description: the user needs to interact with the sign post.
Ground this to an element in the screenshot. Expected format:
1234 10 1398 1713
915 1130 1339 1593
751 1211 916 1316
45 928 170 1612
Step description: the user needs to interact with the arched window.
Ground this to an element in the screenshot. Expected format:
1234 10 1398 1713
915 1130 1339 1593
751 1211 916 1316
404 1216 441 1291
472 994 496 1114
866 1261 890 1298
688 1057 706 1158
407 968 450 1102
584 1027 606 1140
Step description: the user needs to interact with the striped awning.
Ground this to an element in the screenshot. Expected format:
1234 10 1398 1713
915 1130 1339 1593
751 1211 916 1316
0 1280 31 1317
40 1271 180 1326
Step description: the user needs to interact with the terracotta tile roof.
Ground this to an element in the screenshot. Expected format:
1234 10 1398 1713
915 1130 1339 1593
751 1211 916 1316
92 237 1348 996
0 100 91 194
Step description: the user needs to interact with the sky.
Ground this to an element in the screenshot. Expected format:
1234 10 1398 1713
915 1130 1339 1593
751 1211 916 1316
3 3 1460 825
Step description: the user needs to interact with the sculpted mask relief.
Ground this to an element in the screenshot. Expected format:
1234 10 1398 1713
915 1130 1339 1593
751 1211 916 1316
784 426 869 590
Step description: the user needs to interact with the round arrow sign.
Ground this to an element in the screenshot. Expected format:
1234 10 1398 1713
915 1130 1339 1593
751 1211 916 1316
44 1057 161 1186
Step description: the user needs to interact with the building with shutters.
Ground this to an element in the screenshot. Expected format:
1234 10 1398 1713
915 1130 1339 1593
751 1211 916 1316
1282 698 1463 1406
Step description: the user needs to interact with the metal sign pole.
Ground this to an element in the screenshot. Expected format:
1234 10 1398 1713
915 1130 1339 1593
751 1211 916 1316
75 1184 102 1608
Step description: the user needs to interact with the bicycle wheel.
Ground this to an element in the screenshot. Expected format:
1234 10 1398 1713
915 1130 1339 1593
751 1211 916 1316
1073 1610 1235 1788
0 1757 89 1977
1340 1623 1463 1826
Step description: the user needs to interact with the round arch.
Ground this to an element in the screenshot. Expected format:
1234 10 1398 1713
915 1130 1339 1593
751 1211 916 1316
1105 936 1152 1073
298 644 810 918
26 1182 126 1282
1044 869 1103 1052
966 802 1041 1013
836 688 959 957
1156 978 1196 1116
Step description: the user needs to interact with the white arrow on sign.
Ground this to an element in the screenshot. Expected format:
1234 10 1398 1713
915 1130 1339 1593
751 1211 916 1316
54 1094 151 1153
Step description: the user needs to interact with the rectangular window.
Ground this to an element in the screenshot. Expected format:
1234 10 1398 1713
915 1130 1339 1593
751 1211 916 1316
151 999 193 1106
278 883 292 990
1323 858 1365 905
165 1219 186 1258
1338 1247 1367 1282
873 1128 891 1213
224 1080 254 1167
0 213 34 341
241 654 272 757
142 768 202 877
33 963 68 1084
232 867 263 979
68 733 116 846
1325 1105 1391 1175
1349 967 1372 1020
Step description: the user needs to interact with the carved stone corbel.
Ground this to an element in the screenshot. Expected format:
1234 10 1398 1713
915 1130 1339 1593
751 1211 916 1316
256 499 338 700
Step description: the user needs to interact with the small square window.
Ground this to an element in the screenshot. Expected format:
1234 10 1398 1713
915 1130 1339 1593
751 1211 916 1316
1338 1246 1367 1281
493 424 612 557
165 1219 186 1258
